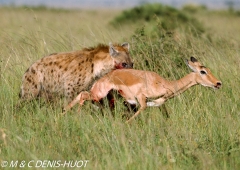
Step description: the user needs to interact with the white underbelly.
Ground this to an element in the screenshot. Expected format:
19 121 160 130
126 99 138 105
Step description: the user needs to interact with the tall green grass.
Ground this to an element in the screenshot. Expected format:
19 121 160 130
0 5 240 170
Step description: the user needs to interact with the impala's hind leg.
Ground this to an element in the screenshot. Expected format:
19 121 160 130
63 91 90 114
126 94 147 123
63 77 114 115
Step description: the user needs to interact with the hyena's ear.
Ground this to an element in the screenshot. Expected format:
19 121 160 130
109 42 118 57
121 42 130 51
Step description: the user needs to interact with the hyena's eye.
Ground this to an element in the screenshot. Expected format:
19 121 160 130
122 63 127 67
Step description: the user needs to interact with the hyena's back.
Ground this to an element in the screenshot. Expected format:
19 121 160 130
19 43 133 104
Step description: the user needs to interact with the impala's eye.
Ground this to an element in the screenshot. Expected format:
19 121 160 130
200 70 207 75
122 63 127 67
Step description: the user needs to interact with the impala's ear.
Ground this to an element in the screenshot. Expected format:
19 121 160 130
109 42 118 57
121 42 130 51
186 57 197 72
190 56 198 63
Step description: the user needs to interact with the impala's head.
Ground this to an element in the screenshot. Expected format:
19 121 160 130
186 56 222 89
109 42 133 69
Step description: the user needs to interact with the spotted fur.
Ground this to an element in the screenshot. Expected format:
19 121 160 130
19 42 133 105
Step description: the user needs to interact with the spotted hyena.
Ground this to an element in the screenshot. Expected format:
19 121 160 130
19 42 133 106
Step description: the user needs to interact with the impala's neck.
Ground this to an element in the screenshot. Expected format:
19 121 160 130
166 72 198 98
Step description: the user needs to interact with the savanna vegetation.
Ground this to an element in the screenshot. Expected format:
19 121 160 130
0 3 240 169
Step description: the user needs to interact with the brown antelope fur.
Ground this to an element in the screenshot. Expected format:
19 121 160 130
19 42 133 105
64 57 222 123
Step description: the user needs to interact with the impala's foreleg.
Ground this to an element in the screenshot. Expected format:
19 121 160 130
147 98 166 107
126 94 147 123
147 98 169 118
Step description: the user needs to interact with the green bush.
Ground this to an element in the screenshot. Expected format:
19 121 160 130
110 3 205 36
130 26 191 80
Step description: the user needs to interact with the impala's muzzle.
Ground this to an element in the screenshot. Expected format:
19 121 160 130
214 81 222 89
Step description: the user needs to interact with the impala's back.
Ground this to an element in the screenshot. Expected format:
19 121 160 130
90 69 166 102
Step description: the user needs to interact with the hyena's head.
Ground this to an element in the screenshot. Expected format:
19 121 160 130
109 42 133 69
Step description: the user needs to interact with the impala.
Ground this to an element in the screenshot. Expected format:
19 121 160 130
64 57 222 123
